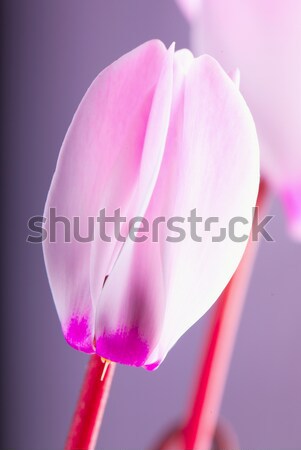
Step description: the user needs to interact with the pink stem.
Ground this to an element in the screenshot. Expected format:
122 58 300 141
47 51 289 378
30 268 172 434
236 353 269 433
65 355 115 450
183 180 269 449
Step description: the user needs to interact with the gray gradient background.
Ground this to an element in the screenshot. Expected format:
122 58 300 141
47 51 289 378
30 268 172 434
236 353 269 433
3 1 301 449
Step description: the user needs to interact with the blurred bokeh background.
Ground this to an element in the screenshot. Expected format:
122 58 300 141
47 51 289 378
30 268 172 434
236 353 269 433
1 1 300 449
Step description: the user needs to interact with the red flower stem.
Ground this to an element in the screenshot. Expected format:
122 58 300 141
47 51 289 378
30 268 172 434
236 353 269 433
183 180 269 450
65 355 116 450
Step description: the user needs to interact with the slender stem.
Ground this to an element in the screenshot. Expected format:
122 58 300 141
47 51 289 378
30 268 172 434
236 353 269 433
183 180 269 450
65 355 116 450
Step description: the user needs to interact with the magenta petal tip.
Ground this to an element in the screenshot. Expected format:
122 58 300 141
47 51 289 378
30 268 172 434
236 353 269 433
144 361 161 371
96 327 150 367
64 315 94 354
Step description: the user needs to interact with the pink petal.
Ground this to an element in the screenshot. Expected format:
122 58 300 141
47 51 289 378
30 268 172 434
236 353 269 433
43 40 170 352
95 52 259 368
94 45 175 366
145 54 259 367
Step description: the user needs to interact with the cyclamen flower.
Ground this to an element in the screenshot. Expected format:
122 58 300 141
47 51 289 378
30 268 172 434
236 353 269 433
43 40 259 369
175 0 301 239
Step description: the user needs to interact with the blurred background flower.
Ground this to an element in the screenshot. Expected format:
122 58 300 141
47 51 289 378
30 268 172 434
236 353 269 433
175 0 301 240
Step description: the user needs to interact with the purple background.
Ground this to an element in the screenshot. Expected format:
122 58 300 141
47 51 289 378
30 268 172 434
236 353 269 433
2 1 300 449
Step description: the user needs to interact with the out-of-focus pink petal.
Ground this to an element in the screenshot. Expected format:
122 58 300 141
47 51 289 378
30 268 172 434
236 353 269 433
281 184 301 240
43 40 169 352
189 0 301 240
95 52 259 368
174 0 202 22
